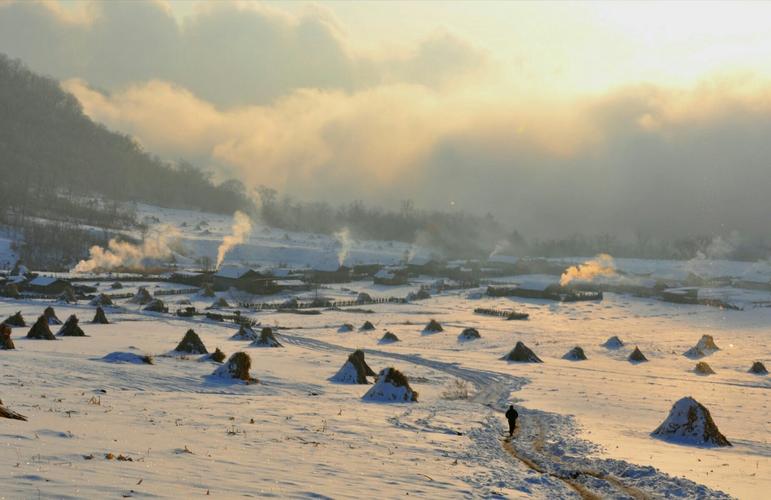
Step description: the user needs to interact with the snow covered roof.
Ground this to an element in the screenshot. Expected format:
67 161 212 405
311 255 342 272
214 266 259 279
374 269 395 279
28 276 64 287
489 254 519 265
515 275 559 291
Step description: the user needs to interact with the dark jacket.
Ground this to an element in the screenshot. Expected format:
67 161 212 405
505 406 518 421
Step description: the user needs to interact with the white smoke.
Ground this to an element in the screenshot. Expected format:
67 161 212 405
560 253 617 287
489 239 509 259
334 227 351 267
215 211 253 269
73 226 180 273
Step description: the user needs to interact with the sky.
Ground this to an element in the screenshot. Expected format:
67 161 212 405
1 0 771 240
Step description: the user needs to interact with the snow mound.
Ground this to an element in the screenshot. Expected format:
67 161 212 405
602 336 624 349
379 331 400 344
458 328 481 341
101 352 153 364
362 368 418 402
652 397 731 447
212 352 257 383
563 346 587 361
250 327 282 348
693 361 715 375
330 350 377 384
230 324 259 341
502 341 543 363
684 335 720 359
26 315 56 340
174 329 208 354
57 315 86 337
628 346 648 363
89 294 113 306
208 297 230 309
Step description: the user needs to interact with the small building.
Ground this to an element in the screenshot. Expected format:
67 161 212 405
169 271 211 287
26 276 71 295
373 267 409 286
213 267 278 294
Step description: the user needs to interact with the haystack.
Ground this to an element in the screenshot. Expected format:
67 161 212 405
502 341 542 362
331 349 377 384
629 346 648 363
174 329 208 354
563 346 587 361
43 306 62 325
129 287 153 305
0 323 15 350
58 315 86 337
414 288 431 300
423 319 443 333
208 347 226 363
694 361 715 375
458 328 481 341
143 299 167 313
2 284 20 299
362 368 418 402
0 401 27 421
250 327 282 348
360 321 376 331
92 307 109 324
684 335 720 359
230 324 258 341
200 284 215 297
357 292 373 303
379 331 400 344
749 361 768 375
4 312 25 327
58 286 76 303
602 336 624 349
101 352 153 364
213 352 257 383
338 323 354 333
209 297 230 309
110 281 123 290
26 315 56 340
652 397 731 447
89 294 113 307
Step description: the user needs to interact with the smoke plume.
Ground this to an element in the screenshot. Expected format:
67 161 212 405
334 227 351 267
73 226 180 273
216 211 253 269
560 253 617 287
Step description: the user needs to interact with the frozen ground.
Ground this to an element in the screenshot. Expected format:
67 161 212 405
1 280 768 498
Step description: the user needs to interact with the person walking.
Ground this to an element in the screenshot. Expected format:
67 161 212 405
505 405 519 437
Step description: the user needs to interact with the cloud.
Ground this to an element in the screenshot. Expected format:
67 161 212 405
0 0 488 107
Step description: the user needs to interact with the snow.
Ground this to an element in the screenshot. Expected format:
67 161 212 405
652 397 729 447
329 361 361 384
28 276 61 287
362 368 417 402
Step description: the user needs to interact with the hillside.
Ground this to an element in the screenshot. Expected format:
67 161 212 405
0 53 250 216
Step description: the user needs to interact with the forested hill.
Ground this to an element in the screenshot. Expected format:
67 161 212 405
0 53 250 215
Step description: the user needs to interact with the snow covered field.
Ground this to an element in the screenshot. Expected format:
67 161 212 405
1 279 768 498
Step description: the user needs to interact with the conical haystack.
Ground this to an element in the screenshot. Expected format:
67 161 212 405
563 346 587 361
26 315 56 340
684 335 720 359
502 341 543 363
230 324 258 341
602 336 624 349
379 331 400 344
58 286 76 303
208 347 226 363
213 352 257 383
628 346 648 363
200 284 215 297
250 327 282 348
89 294 113 307
143 298 167 313
749 361 768 375
129 287 153 305
338 323 354 333
174 329 208 354
423 319 443 333
652 396 731 447
4 311 25 327
694 361 715 375
209 297 230 309
360 321 376 331
58 315 86 337
43 306 62 325
0 402 27 421
331 349 377 384
363 368 418 402
0 323 15 350
110 281 123 290
357 292 373 303
458 328 481 341
92 307 109 324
